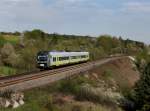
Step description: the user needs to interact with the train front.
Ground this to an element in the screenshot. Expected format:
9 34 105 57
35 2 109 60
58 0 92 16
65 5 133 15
36 51 49 69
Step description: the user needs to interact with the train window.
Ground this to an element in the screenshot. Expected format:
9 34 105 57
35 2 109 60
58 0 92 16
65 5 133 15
66 57 69 60
81 55 86 58
58 57 61 61
71 56 77 59
53 57 56 62
59 57 69 61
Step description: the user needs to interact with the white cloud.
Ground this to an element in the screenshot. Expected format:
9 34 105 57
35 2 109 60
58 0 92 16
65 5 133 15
0 0 55 23
122 1 150 13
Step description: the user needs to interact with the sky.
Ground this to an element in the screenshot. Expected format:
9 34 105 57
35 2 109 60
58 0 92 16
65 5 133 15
0 0 150 43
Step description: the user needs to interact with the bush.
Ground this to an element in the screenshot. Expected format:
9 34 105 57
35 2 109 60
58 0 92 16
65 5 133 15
132 63 150 111
0 35 7 46
76 84 121 106
58 77 82 94
1 42 18 66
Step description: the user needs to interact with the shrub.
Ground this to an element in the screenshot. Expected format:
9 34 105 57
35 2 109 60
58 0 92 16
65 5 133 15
0 36 6 46
72 105 83 111
58 78 81 94
45 96 59 111
1 42 18 66
76 84 121 106
133 63 150 111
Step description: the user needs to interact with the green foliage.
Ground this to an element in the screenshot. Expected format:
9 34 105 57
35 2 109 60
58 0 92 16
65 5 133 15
0 29 147 75
136 48 150 73
1 42 19 67
0 66 16 76
136 48 150 63
0 35 20 45
58 79 80 94
57 76 89 94
0 35 7 46
24 29 46 40
4 35 20 44
133 63 150 111
97 35 122 54
97 35 112 52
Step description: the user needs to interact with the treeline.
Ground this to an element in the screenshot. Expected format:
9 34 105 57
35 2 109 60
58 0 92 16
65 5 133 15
0 31 21 36
0 29 147 74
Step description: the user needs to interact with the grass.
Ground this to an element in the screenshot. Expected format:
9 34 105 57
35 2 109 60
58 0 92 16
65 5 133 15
1 35 20 45
0 73 124 111
0 66 16 76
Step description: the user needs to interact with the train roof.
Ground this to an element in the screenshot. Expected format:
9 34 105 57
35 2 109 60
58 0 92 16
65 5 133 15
49 51 89 56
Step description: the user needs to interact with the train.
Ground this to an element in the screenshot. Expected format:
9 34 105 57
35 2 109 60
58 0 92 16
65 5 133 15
36 51 90 69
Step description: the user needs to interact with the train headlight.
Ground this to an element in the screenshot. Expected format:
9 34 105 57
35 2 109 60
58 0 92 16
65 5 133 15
40 64 44 67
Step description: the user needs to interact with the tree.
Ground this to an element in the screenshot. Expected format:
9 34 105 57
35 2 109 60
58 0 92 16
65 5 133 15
24 29 46 40
133 63 150 111
13 31 21 36
0 35 6 47
96 35 121 54
1 43 18 66
97 35 112 53
136 49 150 72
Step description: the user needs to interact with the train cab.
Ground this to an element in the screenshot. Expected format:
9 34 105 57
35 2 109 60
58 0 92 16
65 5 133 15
37 51 49 68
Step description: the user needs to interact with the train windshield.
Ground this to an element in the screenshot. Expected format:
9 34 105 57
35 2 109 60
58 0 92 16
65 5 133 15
37 51 48 61
38 56 47 61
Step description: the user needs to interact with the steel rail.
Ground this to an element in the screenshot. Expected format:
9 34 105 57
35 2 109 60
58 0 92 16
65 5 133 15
0 56 126 92
0 61 93 83
0 62 93 87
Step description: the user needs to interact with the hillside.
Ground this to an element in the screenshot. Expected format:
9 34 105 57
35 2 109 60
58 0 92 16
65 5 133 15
0 30 146 76
0 30 147 111
90 57 139 88
1 57 140 111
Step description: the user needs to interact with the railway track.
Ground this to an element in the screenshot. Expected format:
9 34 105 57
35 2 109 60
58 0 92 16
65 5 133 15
0 56 126 92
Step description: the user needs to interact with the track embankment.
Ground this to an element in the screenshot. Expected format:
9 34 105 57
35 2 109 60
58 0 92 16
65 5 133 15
0 56 127 92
